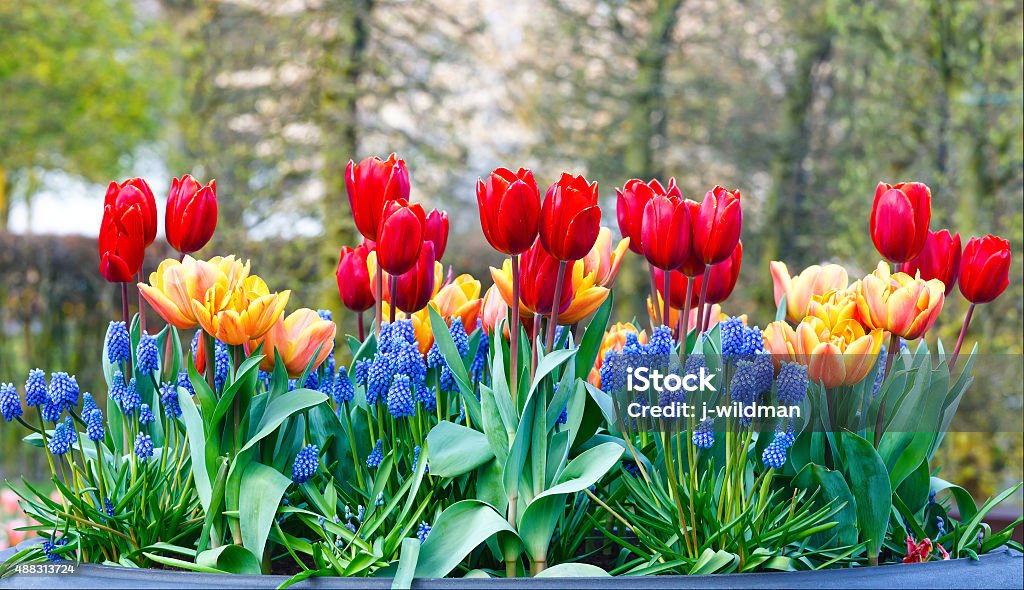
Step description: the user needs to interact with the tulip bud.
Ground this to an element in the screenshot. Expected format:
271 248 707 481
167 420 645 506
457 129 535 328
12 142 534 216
98 203 146 283
694 185 742 265
345 153 411 241
424 208 449 261
105 178 158 247
958 235 1011 304
393 242 437 314
376 199 426 275
870 181 932 263
616 178 681 255
539 173 601 261
477 167 541 255
903 229 961 296
166 175 218 254
336 244 375 312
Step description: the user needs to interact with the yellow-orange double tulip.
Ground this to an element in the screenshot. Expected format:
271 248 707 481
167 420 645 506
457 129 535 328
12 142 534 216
432 274 483 330
856 262 944 340
770 261 849 322
192 275 291 345
139 255 251 329
253 308 336 377
763 307 883 388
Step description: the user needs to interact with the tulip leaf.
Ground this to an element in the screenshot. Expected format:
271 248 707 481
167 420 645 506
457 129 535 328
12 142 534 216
534 563 610 577
840 430 891 560
413 500 516 579
393 537 420 590
240 389 328 453
575 293 612 379
428 306 481 425
239 461 292 568
793 463 858 547
425 421 494 478
178 386 213 511
196 545 261 575
480 384 511 462
775 295 788 322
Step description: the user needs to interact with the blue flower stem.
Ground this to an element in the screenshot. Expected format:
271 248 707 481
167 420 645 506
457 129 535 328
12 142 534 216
36 412 59 484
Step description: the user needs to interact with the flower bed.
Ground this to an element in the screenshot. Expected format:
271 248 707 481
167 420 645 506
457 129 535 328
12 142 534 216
0 159 1021 587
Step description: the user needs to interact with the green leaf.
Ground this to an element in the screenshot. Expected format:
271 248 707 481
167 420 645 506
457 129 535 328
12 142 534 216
878 430 932 491
414 500 516 579
534 563 610 577
841 431 892 560
428 306 481 424
240 389 328 453
239 461 292 567
930 476 978 523
575 293 613 378
793 463 858 547
392 538 420 590
775 295 788 322
424 421 495 478
178 387 213 511
690 548 739 574
195 545 261 575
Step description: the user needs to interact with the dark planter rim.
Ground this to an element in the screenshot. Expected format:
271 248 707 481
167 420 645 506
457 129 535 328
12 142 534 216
1 542 1021 589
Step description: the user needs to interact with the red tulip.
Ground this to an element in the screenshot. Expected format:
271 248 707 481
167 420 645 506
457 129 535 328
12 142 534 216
640 194 692 270
870 181 932 263
694 185 741 265
958 235 1011 304
345 153 411 241
903 229 962 296
376 200 426 275
105 178 157 247
655 242 742 308
424 208 449 261
393 242 437 313
519 239 573 315
476 167 541 255
98 203 146 283
676 199 706 277
616 178 681 255
539 173 601 261
336 244 375 312
165 174 218 254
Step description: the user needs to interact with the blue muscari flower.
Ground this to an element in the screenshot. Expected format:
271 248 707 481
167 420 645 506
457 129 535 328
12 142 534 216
622 332 645 355
439 363 458 393
110 370 128 405
104 497 115 517
471 321 489 382
729 360 761 405
599 350 628 394
287 379 297 392
318 371 335 396
325 350 336 378
557 405 568 425
645 326 674 355
387 374 415 418
0 383 22 422
366 353 391 405
138 403 155 425
353 360 370 387
375 492 385 507
366 439 384 468
82 392 98 415
721 317 764 357
416 385 437 412
106 321 131 364
936 516 946 537
412 445 429 474
752 351 774 394
48 418 77 455
762 440 788 469
47 372 79 411
41 401 62 423
136 331 160 375
134 433 154 461
214 340 229 390
25 369 47 407
333 367 355 404
292 444 319 484
456 404 465 424
692 418 715 449
160 382 182 419
426 342 443 368
317 309 333 322
416 521 432 543
177 371 196 396
622 461 642 478
394 342 427 386
450 318 470 357
304 371 319 390
684 353 706 377
42 537 69 562
257 370 271 390
776 361 809 405
121 378 141 415
86 409 105 442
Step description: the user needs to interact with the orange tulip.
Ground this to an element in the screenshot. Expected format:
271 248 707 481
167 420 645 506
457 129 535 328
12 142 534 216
480 284 509 336
770 261 849 322
253 308 336 377
192 275 290 345
433 274 483 329
763 311 883 388
581 227 629 287
857 262 945 340
139 255 251 330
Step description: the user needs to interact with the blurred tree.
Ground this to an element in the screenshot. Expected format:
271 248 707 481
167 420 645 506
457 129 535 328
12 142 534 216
0 0 171 229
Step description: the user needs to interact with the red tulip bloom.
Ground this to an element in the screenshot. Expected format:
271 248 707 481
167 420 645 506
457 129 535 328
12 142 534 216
654 268 699 309
105 178 157 247
694 185 742 265
903 229 961 296
539 173 601 262
345 153 411 241
675 199 706 277
424 208 449 261
98 203 146 283
640 194 692 270
336 244 375 312
616 178 681 255
393 242 437 313
477 167 541 255
519 239 573 315
165 174 217 254
376 200 426 275
656 242 742 308
959 235 1011 304
870 181 932 263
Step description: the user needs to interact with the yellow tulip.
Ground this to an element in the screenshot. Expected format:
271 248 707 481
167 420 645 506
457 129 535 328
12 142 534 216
433 274 483 329
763 311 883 388
192 275 291 345
857 262 945 340
138 255 250 329
580 228 629 287
770 261 849 322
253 308 336 377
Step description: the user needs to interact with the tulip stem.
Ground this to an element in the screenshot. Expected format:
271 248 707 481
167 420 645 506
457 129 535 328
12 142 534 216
950 303 975 367
389 276 397 324
679 278 695 359
204 332 217 394
662 270 672 332
510 255 521 407
375 260 383 335
546 261 568 353
120 282 134 377
531 315 541 377
648 264 662 327
874 331 901 447
136 270 147 335
357 313 365 341
695 266 712 339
